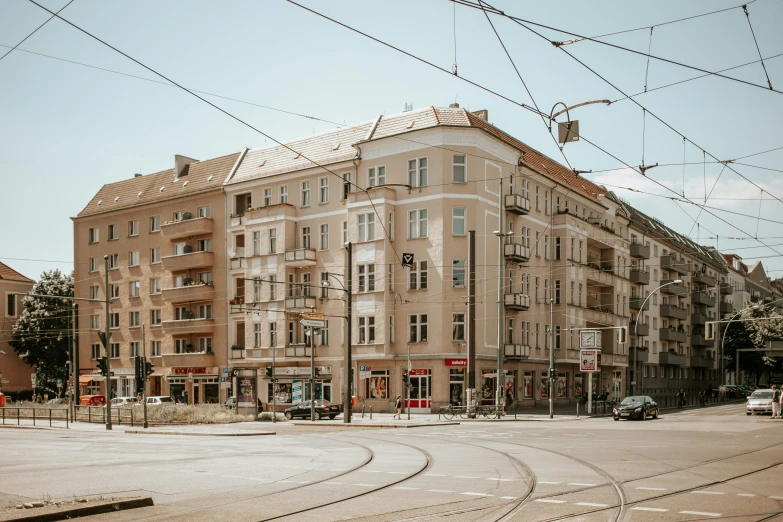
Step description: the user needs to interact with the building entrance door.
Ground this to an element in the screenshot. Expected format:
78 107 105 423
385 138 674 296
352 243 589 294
406 369 431 412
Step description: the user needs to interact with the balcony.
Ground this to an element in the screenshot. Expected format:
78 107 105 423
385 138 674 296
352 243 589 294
585 265 614 287
690 355 712 368
504 193 531 215
162 284 213 304
720 284 733 295
660 304 687 320
692 291 716 307
231 345 246 359
660 280 687 297
659 351 686 366
691 335 714 348
659 328 687 344
284 248 316 267
630 321 649 336
161 217 213 240
692 273 716 287
629 268 650 285
720 301 734 314
600 353 628 367
504 243 530 263
504 293 530 311
161 317 215 335
161 251 214 271
631 348 649 363
585 307 618 325
630 297 649 311
285 296 317 312
285 344 312 358
504 344 531 359
630 242 650 259
691 313 708 325
230 257 246 270
661 256 689 275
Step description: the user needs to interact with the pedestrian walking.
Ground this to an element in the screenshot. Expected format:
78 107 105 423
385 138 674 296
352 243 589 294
394 395 403 419
772 386 780 419
676 388 686 409
778 387 783 419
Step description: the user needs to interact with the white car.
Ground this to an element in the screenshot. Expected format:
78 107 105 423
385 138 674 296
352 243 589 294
146 396 174 405
110 397 138 407
746 390 774 415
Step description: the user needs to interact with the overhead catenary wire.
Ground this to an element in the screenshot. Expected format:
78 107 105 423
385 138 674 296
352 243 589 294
741 4 773 90
0 0 74 63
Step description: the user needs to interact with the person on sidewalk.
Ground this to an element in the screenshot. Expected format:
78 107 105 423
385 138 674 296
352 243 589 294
676 388 686 409
772 386 780 418
394 395 403 419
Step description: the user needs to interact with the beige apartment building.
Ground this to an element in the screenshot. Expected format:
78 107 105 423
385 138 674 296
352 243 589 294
222 105 630 413
0 262 35 396
73 153 240 403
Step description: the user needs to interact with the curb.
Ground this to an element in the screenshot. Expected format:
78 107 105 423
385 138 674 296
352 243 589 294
4 497 153 522
290 421 461 429
125 430 275 436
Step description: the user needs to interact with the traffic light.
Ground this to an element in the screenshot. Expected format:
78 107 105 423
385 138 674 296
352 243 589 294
705 321 716 340
96 357 107 376
145 360 154 379
265 367 273 379
549 367 556 380
313 367 321 378
134 357 144 393
618 326 627 344
402 370 409 386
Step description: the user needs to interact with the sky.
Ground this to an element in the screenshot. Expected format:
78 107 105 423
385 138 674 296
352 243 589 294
1 0 782 282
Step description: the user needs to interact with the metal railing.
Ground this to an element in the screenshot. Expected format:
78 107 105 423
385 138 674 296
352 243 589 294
1 407 69 428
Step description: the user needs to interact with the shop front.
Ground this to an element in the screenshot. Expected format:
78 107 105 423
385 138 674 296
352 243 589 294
167 367 220 404
263 366 333 412
481 369 516 407
405 369 431 412
446 359 467 406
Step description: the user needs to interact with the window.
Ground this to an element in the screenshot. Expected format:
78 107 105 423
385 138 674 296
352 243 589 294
535 323 540 347
544 191 549 214
301 273 311 297
388 212 395 241
301 227 311 249
320 320 329 345
408 157 428 187
249 231 260 256
368 166 386 187
150 278 161 294
579 284 583 306
358 213 376 241
110 284 120 299
287 274 295 298
91 344 101 359
643 365 649 378
129 281 140 297
198 206 210 218
651 366 657 378
149 340 160 356
452 154 466 182
408 209 428 238
452 207 466 235
389 315 395 344
149 216 160 233
358 316 376 344
129 250 140 266
253 279 262 302
342 172 351 200
409 260 428 290
364 370 389 399
269 229 277 254
89 285 100 299
254 323 261 348
319 177 329 203
129 311 140 327
409 314 428 342
128 220 139 237
452 313 466 341
197 238 211 252
88 227 99 243
109 253 119 269
358 264 375 292
535 186 540 210
89 258 98 272
554 237 561 260
279 185 288 204
555 326 561 349
555 280 561 305
175 306 188 320
198 337 212 353
150 247 160 264
301 180 311 206
269 275 277 301
320 224 329 250
263 188 272 207
175 339 188 354
150 309 161 326
544 235 550 259
342 221 348 245
452 260 466 287
90 315 100 330
270 323 277 347
108 224 118 240
130 342 140 357
535 232 540 257
198 304 212 319
110 343 120 358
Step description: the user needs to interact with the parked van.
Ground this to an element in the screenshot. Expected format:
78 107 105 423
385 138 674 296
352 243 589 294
79 395 106 406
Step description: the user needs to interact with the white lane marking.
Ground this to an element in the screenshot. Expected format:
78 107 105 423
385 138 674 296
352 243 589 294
568 483 597 486
535 499 567 504
770 496 783 500
631 507 669 512
576 502 608 507
393 486 420 490
425 473 446 477
486 478 514 481
680 511 721 517
359 470 382 473
387 471 408 475
737 493 756 497
500 496 518 500
635 487 667 491
538 481 562 485
322 481 344 485
461 492 493 497
693 491 725 495
426 489 455 493
455 476 481 479
221 475 244 478
352 483 378 487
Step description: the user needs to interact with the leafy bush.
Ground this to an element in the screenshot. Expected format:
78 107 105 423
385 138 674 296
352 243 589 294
130 403 254 424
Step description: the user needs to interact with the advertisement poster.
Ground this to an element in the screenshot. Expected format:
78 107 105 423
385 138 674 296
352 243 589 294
523 372 533 399
557 373 567 398
540 376 549 399
274 383 292 404
574 374 584 398
368 375 388 399
292 380 303 404
238 377 256 407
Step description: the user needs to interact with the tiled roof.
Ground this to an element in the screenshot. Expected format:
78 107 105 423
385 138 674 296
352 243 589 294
722 253 749 275
76 152 241 218
0 262 33 283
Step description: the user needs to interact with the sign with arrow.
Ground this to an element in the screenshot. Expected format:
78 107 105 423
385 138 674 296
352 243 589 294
402 253 414 267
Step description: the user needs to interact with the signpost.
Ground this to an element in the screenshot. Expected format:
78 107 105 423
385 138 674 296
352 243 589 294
580 348 600 414
402 253 414 267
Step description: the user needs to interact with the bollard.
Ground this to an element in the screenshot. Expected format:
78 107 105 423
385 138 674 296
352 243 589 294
49 409 52 427
577 401 579 418
370 406 372 420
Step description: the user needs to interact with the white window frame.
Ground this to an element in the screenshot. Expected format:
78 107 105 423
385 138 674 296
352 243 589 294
263 188 272 207
269 228 277 254
197 206 210 218
301 180 311 207
279 185 288 204
150 247 161 264
452 259 466 287
368 166 386 187
149 216 160 232
129 311 140 328
252 231 261 256
128 220 139 237
129 281 140 297
108 224 118 240
452 154 466 183
319 224 329 250
199 337 212 353
408 314 428 343
150 278 161 294
408 260 428 290
452 207 466 236
319 177 329 203
358 213 376 242
88 227 99 243
151 340 161 356
109 253 119 269
129 250 140 267
408 157 428 187
301 226 311 249
358 264 375 292
358 316 376 344
89 258 98 272
452 313 466 341
150 309 161 326
408 209 428 239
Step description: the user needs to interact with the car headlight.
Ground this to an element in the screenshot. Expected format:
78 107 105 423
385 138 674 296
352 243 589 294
613 409 618 414
634 407 642 413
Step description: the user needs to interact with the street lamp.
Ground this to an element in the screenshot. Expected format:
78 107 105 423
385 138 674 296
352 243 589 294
321 249 353 424
493 228 511 419
632 279 683 395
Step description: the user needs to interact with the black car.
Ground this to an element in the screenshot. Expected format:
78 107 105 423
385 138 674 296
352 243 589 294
284 400 340 420
613 396 659 421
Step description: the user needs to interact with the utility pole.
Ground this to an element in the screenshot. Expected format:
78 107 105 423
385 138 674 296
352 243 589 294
549 188 555 419
142 323 148 429
468 230 476 411
407 343 411 421
496 177 504 419
344 241 353 423
103 255 112 430
272 337 277 423
71 303 78 421
310 325 316 421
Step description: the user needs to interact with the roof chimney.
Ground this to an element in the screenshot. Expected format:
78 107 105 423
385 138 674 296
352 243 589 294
174 155 199 181
472 109 488 121
134 173 143 178
449 102 460 108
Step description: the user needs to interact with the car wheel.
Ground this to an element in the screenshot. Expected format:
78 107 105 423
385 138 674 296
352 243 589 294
614 417 619 421
641 410 646 421
284 411 293 420
746 412 752 416
653 409 659 419
314 412 322 420
329 415 336 419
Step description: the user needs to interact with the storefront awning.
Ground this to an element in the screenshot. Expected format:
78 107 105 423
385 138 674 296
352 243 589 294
79 376 95 385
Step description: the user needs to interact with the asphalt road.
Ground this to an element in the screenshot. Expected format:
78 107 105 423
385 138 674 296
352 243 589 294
1 403 782 521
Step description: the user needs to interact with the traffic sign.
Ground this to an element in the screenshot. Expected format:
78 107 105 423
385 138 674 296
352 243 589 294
301 319 325 328
31 374 36 386
57 379 62 387
402 253 414 267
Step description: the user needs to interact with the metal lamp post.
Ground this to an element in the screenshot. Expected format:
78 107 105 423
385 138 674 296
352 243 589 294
321 265 352 424
632 279 683 396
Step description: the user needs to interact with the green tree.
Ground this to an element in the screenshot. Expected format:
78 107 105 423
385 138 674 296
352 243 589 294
9 270 74 393
723 300 783 384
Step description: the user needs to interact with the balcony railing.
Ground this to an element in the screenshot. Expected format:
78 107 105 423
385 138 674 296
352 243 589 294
659 351 686 366
160 217 213 240
691 335 714 348
504 344 531 359
504 293 530 311
285 344 312 358
660 304 687 320
504 243 530 263
660 280 687 296
690 355 712 368
630 297 649 311
630 321 649 336
720 284 734 295
630 242 651 259
661 256 689 275
161 317 215 335
231 346 245 359
161 251 214 271
285 296 317 311
720 301 734 314
659 328 687 343
504 193 531 215
692 273 716 287
162 284 213 304
284 248 316 267
691 313 708 325
631 348 649 363
691 291 716 307
629 268 650 285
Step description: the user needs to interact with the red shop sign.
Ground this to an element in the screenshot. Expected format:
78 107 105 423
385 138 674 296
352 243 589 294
409 369 429 376
445 359 467 367
172 367 208 375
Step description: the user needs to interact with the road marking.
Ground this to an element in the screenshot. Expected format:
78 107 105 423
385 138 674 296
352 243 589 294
486 478 514 481
693 491 725 495
461 492 493 497
631 507 669 512
770 496 783 500
387 471 408 475
737 493 756 497
352 483 378 487
535 499 567 504
500 496 518 500
455 476 481 479
322 481 344 485
359 470 382 473
576 502 608 507
393 486 420 490
568 483 597 486
426 489 455 493
635 487 667 491
680 511 721 517
425 473 446 477
221 475 244 479
538 481 562 485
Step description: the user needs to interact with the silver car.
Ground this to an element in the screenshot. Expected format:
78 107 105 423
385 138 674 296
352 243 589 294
746 390 774 415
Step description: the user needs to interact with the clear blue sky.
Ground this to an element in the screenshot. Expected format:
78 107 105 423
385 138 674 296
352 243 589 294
1 0 781 281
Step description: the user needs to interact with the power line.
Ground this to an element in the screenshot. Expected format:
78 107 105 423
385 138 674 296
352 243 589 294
741 4 773 90
0 0 74 63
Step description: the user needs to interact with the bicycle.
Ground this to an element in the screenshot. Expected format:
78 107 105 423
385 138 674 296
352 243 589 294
440 405 460 420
